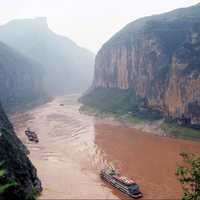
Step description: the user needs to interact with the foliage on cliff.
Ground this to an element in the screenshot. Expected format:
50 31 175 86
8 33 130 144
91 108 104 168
176 152 200 200
80 88 163 121
0 104 42 200
81 88 141 114
0 162 17 195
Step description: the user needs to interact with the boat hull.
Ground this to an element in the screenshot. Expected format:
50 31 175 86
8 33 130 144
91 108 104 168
100 171 142 199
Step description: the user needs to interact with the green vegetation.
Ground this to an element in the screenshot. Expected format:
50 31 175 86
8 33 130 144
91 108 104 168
0 182 17 195
81 88 199 140
0 162 17 195
25 187 39 200
124 114 145 124
81 88 141 114
161 123 200 140
176 152 200 200
80 88 162 121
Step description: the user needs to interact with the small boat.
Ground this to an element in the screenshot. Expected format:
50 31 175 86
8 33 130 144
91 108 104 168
25 128 39 143
100 168 142 199
60 104 64 106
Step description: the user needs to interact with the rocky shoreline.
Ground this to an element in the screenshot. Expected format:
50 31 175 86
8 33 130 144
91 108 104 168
80 105 200 141
80 105 167 136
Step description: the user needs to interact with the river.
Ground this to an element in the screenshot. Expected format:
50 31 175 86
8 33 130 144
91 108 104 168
11 94 200 199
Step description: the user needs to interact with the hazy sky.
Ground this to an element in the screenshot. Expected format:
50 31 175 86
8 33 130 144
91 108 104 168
0 0 200 53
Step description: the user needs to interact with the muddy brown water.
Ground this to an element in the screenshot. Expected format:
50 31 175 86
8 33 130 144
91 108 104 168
11 94 200 199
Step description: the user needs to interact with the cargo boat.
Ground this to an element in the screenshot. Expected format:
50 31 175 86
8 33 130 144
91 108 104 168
25 128 39 143
100 168 142 199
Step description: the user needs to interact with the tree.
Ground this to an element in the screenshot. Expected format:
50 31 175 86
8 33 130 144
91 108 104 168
176 152 200 200
0 162 17 195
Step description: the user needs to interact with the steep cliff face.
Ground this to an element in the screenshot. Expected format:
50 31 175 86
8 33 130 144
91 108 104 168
0 42 47 111
0 18 94 95
165 28 200 124
0 104 42 199
91 4 200 125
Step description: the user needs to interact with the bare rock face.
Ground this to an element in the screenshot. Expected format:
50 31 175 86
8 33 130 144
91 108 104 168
165 28 200 124
92 4 200 125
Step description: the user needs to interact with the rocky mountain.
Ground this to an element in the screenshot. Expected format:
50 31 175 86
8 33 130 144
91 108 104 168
0 103 42 199
0 42 47 111
82 3 200 125
0 18 95 95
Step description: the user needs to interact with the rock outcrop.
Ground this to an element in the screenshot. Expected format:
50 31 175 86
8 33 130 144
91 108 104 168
0 103 42 199
89 3 200 125
0 42 47 111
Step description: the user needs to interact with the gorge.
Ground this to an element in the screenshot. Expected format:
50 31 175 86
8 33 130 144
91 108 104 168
0 17 94 199
0 2 200 200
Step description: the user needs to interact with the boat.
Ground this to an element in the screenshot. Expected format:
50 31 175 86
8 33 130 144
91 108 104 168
100 168 142 199
25 128 39 143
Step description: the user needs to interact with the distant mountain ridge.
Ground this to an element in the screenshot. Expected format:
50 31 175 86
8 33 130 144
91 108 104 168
0 17 95 95
0 41 47 111
82 3 200 126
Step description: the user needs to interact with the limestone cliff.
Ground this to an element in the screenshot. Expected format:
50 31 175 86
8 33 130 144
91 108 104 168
90 3 200 125
0 104 42 199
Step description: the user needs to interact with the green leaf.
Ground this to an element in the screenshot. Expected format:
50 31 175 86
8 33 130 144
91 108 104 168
0 169 5 177
0 182 17 194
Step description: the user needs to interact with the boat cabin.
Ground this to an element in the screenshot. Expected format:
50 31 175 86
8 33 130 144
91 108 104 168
113 175 136 186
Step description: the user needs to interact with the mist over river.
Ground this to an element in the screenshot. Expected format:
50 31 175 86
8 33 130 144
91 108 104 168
11 94 200 199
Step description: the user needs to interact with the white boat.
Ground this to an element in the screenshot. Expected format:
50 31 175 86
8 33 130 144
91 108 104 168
100 168 142 199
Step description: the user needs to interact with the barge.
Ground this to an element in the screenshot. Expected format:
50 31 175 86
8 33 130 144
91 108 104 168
100 168 142 199
25 128 39 143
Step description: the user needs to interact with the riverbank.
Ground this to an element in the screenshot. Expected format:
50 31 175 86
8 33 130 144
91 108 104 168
7 96 52 116
79 105 200 141
12 95 200 200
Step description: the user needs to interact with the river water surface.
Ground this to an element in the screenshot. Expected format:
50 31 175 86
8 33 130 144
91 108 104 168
11 94 200 199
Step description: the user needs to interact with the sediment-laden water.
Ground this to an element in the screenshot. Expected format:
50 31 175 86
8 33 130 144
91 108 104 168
11 94 200 199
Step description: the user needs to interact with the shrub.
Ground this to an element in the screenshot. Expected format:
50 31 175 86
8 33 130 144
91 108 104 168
176 152 200 200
